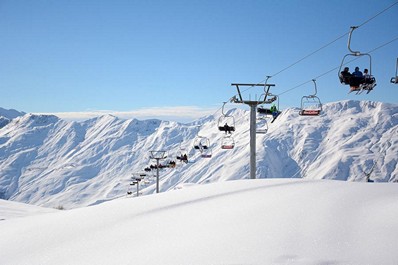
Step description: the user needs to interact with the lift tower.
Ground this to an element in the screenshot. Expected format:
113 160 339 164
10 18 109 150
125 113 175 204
149 151 167 193
231 83 275 179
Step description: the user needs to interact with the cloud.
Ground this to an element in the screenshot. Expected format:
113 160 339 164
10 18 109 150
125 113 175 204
36 106 219 123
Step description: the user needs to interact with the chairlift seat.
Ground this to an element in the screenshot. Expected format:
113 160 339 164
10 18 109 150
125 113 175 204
257 107 272 115
218 125 235 132
299 109 321 116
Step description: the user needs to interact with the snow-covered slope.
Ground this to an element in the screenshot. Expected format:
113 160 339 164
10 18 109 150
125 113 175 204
1 179 398 265
0 100 397 208
0 107 25 128
0 199 56 221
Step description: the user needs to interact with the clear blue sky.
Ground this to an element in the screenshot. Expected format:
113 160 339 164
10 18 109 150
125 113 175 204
0 0 397 121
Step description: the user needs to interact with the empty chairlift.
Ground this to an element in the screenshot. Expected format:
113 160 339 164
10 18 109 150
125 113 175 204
256 114 268 134
299 79 322 116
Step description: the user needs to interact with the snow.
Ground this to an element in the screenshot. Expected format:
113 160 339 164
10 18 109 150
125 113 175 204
0 199 56 221
1 100 398 264
0 100 397 209
1 179 398 264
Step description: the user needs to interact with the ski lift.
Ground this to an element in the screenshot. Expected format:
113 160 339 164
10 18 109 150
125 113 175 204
257 93 281 123
299 79 322 116
218 102 235 133
193 127 212 158
256 116 268 134
221 134 235 149
193 136 210 150
217 102 236 149
338 26 376 94
391 58 398 84
176 142 189 163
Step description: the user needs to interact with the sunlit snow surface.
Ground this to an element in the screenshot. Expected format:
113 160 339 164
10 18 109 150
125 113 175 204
0 100 397 209
1 179 398 265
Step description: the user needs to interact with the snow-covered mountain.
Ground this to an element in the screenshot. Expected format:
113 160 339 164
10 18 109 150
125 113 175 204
0 100 397 209
0 107 25 128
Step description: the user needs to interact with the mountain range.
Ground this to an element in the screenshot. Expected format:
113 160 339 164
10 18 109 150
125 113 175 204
0 100 397 209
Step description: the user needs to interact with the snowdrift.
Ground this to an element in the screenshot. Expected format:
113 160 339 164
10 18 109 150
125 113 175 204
1 179 397 265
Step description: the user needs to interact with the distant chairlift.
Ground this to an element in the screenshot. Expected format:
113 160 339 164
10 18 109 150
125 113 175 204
299 79 322 116
391 58 398 84
176 141 189 163
338 26 376 94
218 102 236 150
193 128 212 158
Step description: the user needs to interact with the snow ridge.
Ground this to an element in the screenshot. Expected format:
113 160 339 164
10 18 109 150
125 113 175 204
0 100 397 208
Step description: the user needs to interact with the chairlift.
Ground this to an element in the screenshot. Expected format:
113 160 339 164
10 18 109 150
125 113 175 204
218 102 236 133
391 58 398 84
257 93 281 123
176 141 189 163
299 79 322 116
221 135 235 149
193 136 210 150
338 26 376 94
256 116 268 134
193 127 212 158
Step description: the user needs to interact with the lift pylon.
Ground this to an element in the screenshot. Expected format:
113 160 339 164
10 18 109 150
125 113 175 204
231 81 275 179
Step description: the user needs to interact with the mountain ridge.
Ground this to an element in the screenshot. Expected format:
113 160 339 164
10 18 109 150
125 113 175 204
0 100 397 208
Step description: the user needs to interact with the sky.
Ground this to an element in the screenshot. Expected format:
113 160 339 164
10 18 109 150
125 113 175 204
0 0 397 122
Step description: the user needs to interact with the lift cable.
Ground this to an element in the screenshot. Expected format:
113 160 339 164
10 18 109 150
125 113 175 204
200 2 398 130
278 35 398 97
237 1 398 97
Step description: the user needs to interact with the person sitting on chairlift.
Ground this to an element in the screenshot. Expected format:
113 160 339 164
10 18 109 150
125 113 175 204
352 67 363 77
363 68 374 85
350 66 363 90
270 104 278 118
340 67 351 84
223 123 233 134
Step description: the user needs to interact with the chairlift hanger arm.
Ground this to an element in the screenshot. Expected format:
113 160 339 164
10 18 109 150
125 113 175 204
311 79 318 96
348 26 361 55
396 57 398 77
231 83 276 104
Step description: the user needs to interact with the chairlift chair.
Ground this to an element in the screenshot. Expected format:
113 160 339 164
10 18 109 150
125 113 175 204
176 141 189 163
193 136 210 150
338 26 376 94
299 79 322 116
221 135 235 150
256 116 268 134
193 128 212 158
257 93 281 123
391 58 398 84
218 102 236 133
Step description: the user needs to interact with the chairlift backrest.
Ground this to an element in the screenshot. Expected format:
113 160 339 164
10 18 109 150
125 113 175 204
221 135 235 150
